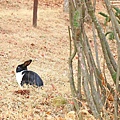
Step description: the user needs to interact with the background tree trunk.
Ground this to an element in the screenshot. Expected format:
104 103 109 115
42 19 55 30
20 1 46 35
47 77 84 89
63 0 69 12
33 0 38 27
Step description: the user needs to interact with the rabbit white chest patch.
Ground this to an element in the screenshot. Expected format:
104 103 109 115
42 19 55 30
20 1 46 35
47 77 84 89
16 71 24 86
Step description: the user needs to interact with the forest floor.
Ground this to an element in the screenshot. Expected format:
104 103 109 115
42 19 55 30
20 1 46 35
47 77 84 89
0 0 119 120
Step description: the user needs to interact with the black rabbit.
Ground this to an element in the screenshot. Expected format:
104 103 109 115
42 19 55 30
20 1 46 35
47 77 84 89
16 60 43 87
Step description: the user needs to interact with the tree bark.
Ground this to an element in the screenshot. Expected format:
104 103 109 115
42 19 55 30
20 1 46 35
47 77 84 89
33 0 38 27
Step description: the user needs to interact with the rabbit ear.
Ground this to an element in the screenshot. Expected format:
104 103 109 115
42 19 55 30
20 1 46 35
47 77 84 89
23 60 32 67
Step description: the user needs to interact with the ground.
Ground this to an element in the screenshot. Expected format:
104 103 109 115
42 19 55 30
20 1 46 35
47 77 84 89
0 0 75 119
0 0 118 120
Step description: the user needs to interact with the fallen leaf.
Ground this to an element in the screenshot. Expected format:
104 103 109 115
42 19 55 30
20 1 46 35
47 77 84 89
14 89 30 95
65 111 76 120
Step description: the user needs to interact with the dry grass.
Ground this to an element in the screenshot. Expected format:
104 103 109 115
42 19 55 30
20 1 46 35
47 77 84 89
0 0 119 119
0 0 72 119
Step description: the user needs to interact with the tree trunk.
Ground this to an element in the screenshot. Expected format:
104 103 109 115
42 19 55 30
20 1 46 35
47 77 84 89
33 0 38 27
68 0 120 119
63 0 69 12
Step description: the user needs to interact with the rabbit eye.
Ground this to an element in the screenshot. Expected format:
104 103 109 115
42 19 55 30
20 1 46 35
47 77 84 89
17 66 21 69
